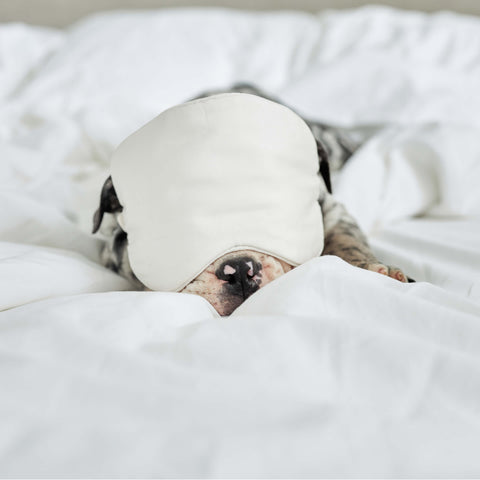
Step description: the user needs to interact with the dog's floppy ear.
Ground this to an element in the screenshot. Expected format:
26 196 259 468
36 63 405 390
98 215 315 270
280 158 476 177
92 176 123 234
316 140 332 194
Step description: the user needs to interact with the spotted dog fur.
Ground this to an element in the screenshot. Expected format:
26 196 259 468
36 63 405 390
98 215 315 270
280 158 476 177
92 83 410 316
319 190 407 282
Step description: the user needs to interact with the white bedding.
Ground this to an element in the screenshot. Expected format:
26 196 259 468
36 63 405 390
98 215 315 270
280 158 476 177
1 6 480 476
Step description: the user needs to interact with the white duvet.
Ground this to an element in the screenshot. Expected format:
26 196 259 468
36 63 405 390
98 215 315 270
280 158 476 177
1 6 480 477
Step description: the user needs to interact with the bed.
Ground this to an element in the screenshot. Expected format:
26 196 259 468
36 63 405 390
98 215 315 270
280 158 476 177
1 6 480 476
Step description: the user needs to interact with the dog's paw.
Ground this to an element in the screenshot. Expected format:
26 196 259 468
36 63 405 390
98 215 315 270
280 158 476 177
365 263 408 283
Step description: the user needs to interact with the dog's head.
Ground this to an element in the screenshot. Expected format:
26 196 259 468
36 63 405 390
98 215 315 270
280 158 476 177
92 177 294 315
92 93 331 316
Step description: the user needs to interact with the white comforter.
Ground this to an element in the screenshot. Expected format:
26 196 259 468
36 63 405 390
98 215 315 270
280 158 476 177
1 6 480 476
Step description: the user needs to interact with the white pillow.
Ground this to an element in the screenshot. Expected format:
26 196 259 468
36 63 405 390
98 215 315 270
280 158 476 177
110 93 323 291
0 23 63 102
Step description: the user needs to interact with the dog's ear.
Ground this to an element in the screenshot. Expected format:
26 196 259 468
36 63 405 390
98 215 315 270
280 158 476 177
92 176 123 234
316 140 332 194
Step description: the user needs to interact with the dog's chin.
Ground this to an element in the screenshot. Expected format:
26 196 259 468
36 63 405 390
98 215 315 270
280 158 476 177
180 249 294 316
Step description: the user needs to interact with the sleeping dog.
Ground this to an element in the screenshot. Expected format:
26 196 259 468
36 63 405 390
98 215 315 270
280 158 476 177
92 84 409 316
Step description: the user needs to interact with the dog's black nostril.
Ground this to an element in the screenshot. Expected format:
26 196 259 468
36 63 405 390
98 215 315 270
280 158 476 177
215 256 262 299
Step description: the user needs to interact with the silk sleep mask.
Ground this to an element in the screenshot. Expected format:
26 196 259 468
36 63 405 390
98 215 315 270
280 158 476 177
110 92 324 292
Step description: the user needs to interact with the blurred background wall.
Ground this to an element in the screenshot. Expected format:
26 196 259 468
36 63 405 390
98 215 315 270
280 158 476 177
0 0 479 27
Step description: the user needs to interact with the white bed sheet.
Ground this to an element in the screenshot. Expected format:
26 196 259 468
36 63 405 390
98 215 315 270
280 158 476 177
1 6 480 477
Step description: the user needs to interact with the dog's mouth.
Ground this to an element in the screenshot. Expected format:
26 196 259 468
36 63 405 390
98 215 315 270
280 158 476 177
180 250 294 316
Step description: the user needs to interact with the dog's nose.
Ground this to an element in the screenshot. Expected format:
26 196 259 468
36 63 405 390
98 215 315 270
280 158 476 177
215 256 262 299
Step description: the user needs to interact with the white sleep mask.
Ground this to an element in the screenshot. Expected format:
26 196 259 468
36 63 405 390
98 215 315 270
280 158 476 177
110 92 324 292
